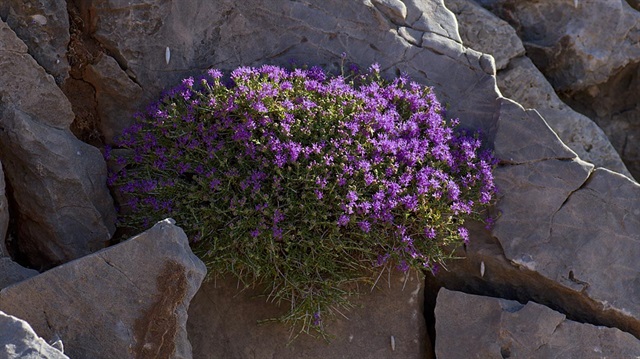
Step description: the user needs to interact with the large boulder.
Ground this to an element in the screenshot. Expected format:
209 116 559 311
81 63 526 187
0 310 69 359
188 269 430 359
0 219 207 359
445 0 632 178
477 0 640 93
77 0 497 138
432 98 640 341
475 0 640 178
0 18 116 268
435 289 640 358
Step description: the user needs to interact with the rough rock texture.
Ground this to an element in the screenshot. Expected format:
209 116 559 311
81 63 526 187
0 258 38 290
0 161 9 256
0 310 69 359
0 19 116 268
188 269 430 359
0 219 206 359
475 0 640 178
445 0 632 178
0 0 70 84
83 54 143 144
78 0 497 135
432 98 640 342
435 289 640 358
445 0 524 70
563 61 640 179
478 0 640 93
497 56 632 178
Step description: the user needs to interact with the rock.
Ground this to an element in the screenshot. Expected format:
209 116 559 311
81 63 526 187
83 54 143 144
0 219 207 359
0 310 69 359
479 0 640 93
0 258 38 289
497 56 632 178
0 19 116 268
80 0 496 132
0 161 9 256
0 105 115 268
445 0 632 178
0 0 70 84
444 0 524 70
435 289 640 358
188 269 430 359
0 20 73 129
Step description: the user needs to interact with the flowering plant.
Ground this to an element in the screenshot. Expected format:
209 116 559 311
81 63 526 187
108 64 495 334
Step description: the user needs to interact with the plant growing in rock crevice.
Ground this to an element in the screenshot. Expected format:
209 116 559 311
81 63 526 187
107 63 496 335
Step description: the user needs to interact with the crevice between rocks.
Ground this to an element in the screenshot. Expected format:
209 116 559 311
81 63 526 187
427 220 640 350
64 1 105 148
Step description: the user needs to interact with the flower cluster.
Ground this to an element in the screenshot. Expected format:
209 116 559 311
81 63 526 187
108 64 495 334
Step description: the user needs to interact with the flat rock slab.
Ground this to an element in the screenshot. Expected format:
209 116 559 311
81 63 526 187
435 289 640 358
0 310 69 359
0 219 207 359
188 269 429 359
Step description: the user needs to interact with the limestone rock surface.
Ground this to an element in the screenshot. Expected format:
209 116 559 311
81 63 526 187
0 161 9 256
0 219 207 359
445 0 524 70
0 19 116 268
435 289 640 358
446 0 632 178
0 0 70 84
188 269 429 359
78 0 496 135
0 310 69 359
83 54 143 144
478 0 640 93
474 0 640 178
497 56 632 178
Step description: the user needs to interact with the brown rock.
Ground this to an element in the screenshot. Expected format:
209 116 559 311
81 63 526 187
0 219 207 359
188 269 430 359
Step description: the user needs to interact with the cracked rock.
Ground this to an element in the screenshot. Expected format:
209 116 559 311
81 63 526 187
0 219 207 359
0 18 116 268
0 310 69 359
435 289 640 358
0 0 70 84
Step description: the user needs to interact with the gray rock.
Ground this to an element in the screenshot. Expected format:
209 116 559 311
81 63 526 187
477 0 640 93
0 258 38 290
83 54 143 144
0 219 207 359
491 97 640 337
81 0 496 132
0 105 115 268
0 20 73 129
445 0 632 178
188 269 429 359
444 0 524 70
0 19 116 268
0 310 69 359
0 1 70 84
0 161 9 256
435 289 640 358
497 56 632 178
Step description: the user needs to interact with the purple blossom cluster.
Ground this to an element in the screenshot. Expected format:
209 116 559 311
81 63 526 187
108 63 496 331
